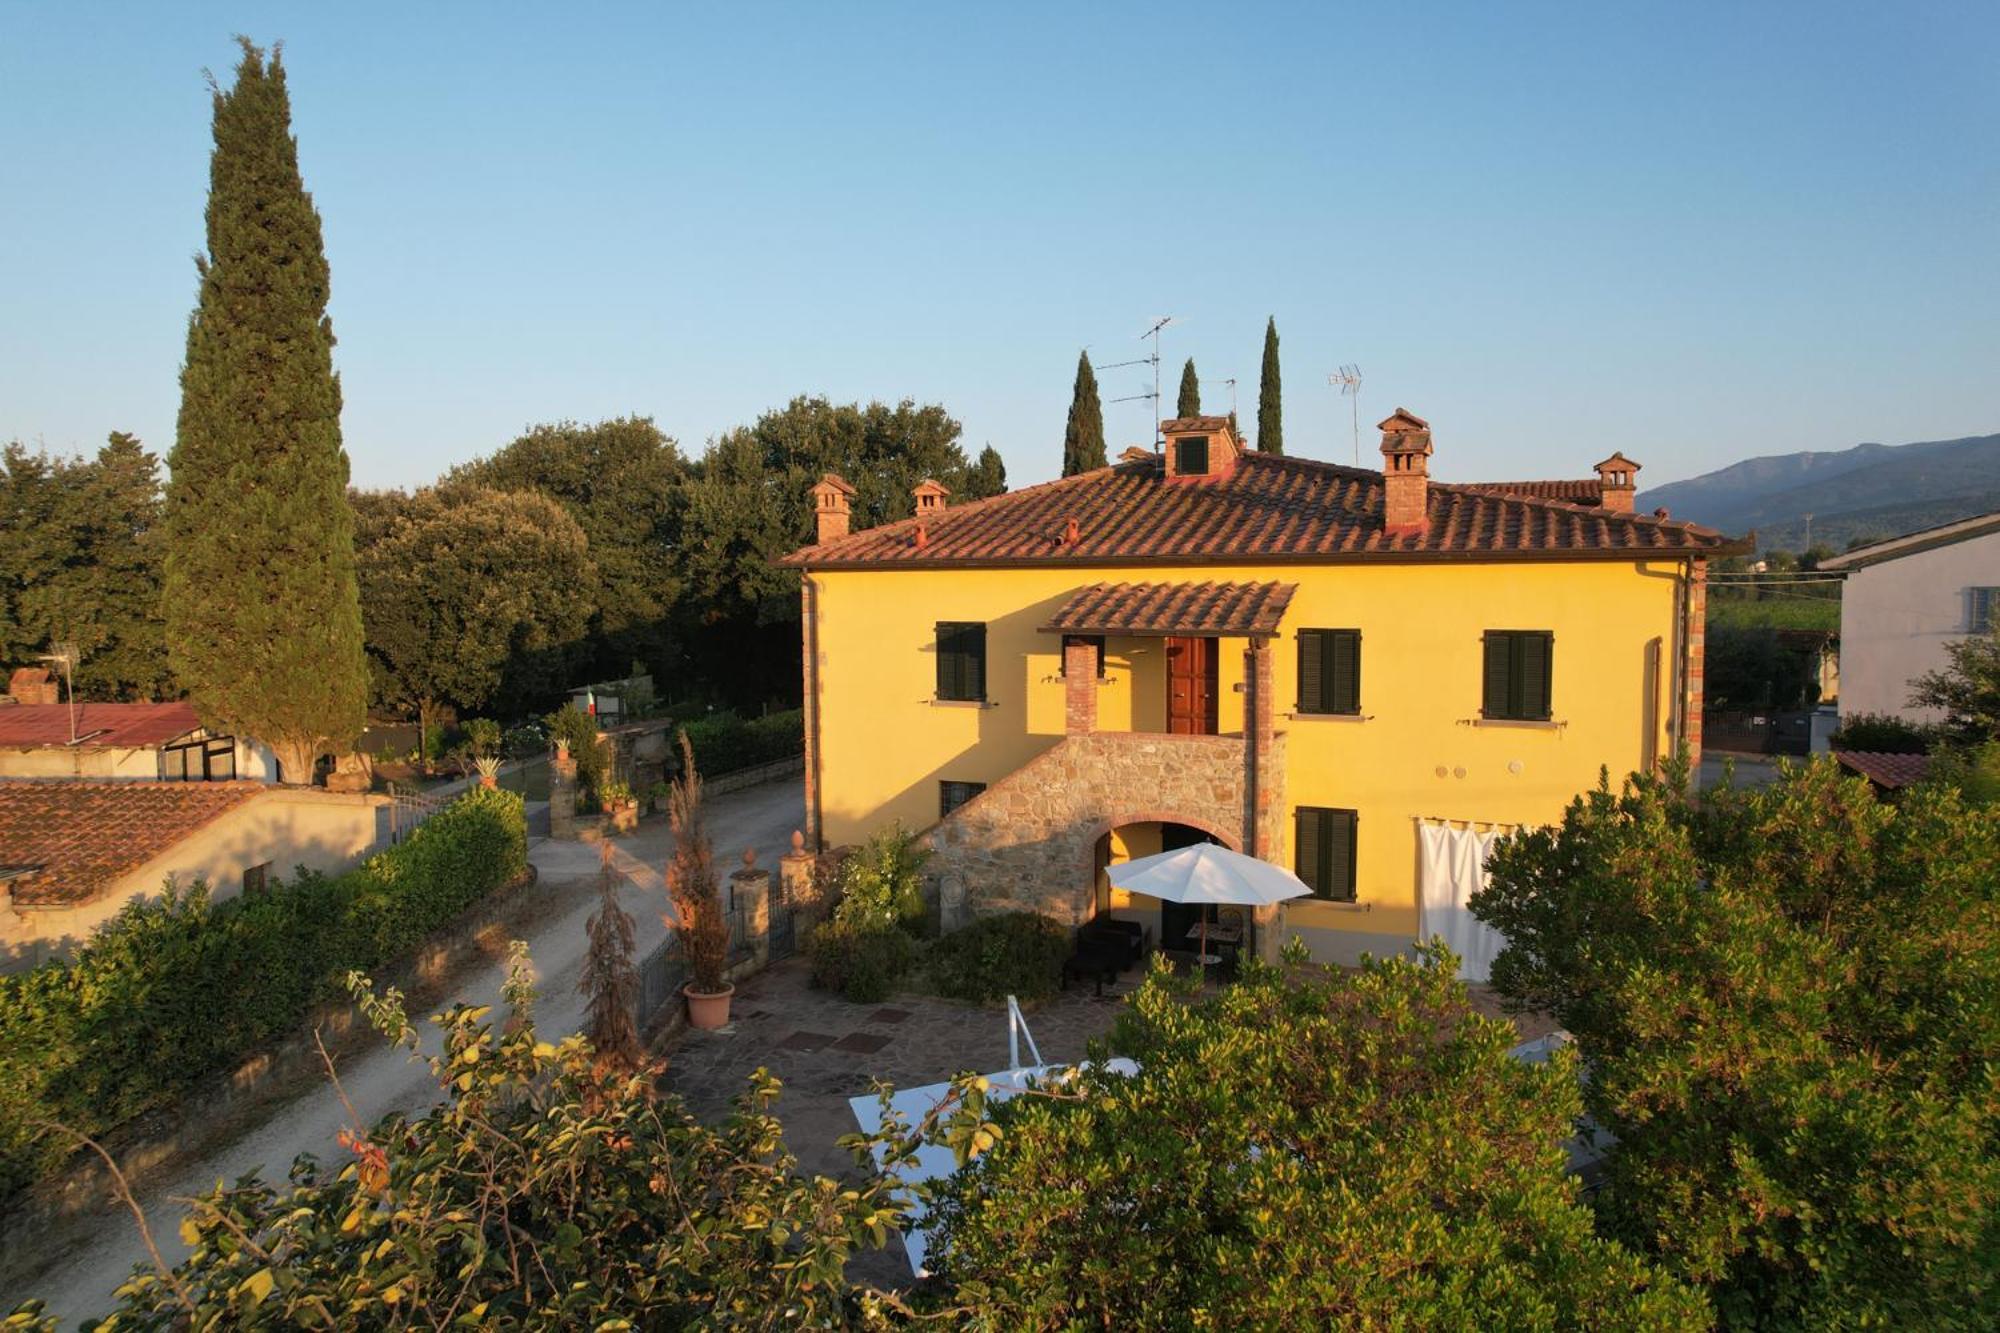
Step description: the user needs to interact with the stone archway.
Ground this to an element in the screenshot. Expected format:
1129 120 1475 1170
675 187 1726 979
925 733 1257 929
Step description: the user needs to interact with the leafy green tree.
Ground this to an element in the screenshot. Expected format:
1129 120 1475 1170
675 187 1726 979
676 396 975 705
926 947 1706 1329
963 444 1006 499
1256 316 1283 453
163 40 366 782
1060 351 1105 475
1908 622 2000 742
0 433 170 700
1176 357 1200 417
1473 759 2000 1327
355 485 597 758
7 951 911 1329
450 417 686 683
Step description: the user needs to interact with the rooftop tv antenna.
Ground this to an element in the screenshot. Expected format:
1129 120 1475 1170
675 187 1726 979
37 642 80 745
1101 316 1176 448
1328 364 1363 464
1222 376 1238 420
1140 316 1175 446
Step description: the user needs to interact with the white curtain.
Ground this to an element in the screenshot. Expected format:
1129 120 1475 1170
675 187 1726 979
1417 821 1509 983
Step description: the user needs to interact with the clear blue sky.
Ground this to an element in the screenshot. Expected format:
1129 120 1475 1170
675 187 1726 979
3 2 1995 491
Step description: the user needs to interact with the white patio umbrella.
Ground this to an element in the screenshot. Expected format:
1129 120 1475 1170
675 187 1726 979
1107 842 1310 966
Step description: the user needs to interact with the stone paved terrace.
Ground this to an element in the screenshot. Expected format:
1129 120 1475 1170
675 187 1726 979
658 955 1138 1284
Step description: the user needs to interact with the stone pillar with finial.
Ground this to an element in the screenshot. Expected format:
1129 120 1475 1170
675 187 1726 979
550 740 578 840
780 829 820 944
728 847 771 976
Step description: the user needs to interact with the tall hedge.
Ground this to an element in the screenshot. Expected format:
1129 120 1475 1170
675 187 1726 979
0 786 525 1205
674 710 803 779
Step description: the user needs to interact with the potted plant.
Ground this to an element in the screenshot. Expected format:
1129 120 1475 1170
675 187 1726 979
665 732 733 1028
602 779 639 834
475 755 503 789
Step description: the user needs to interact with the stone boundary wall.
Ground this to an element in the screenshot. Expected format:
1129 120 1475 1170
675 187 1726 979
705 753 806 798
924 732 1254 930
0 864 542 1287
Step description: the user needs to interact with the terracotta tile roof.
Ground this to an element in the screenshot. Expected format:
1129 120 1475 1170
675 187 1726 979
0 702 202 749
780 452 1733 569
0 781 266 907
1459 479 1606 505
1833 750 1933 791
1043 580 1297 638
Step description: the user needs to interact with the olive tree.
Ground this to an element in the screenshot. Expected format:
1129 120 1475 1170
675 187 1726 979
923 948 1704 1329
1474 759 2000 1328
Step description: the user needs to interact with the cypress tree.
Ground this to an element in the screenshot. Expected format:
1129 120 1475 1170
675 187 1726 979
1257 316 1283 454
1177 358 1201 418
164 40 366 783
1061 351 1106 475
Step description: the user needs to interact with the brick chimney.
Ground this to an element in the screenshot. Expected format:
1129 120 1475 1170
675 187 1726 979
1593 452 1640 513
7 667 59 706
811 473 857 543
912 478 950 515
1378 408 1433 534
1159 415 1243 482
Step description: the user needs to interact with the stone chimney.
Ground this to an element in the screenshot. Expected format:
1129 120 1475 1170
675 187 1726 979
912 478 950 515
1378 408 1433 533
1593 452 1641 513
811 473 857 543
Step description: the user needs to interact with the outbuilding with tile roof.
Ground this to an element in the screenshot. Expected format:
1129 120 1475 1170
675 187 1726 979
0 780 403 973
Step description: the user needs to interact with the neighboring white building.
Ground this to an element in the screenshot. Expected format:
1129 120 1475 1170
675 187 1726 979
0 696 278 783
1821 512 2000 724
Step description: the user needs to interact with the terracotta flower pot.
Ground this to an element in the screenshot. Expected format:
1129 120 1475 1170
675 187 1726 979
684 982 735 1030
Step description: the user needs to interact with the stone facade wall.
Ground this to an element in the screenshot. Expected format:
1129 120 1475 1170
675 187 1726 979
924 731 1266 930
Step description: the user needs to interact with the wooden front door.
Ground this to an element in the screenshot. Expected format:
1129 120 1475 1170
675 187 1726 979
1165 636 1218 735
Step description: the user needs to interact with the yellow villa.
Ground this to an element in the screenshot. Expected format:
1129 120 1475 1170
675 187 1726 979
779 412 1733 967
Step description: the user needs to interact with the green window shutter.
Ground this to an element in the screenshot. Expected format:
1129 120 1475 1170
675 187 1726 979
1295 807 1357 901
1295 808 1327 896
1297 630 1359 714
1329 630 1360 714
1519 631 1552 719
966 623 986 699
1483 631 1511 717
1328 809 1357 901
1298 631 1325 713
937 622 986 701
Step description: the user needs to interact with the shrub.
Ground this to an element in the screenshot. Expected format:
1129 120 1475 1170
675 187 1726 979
1473 759 2000 1327
1829 710 1935 753
806 919 916 1004
675 709 803 778
459 716 502 758
923 947 1706 1328
1927 738 2000 806
0 787 525 1208
927 912 1069 1004
545 702 606 808
832 825 929 934
501 719 548 760
6 953 909 1328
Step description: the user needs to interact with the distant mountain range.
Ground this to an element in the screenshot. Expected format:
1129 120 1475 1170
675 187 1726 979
1636 431 2000 553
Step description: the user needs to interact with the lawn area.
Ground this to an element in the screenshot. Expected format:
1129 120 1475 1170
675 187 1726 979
1707 596 1839 632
